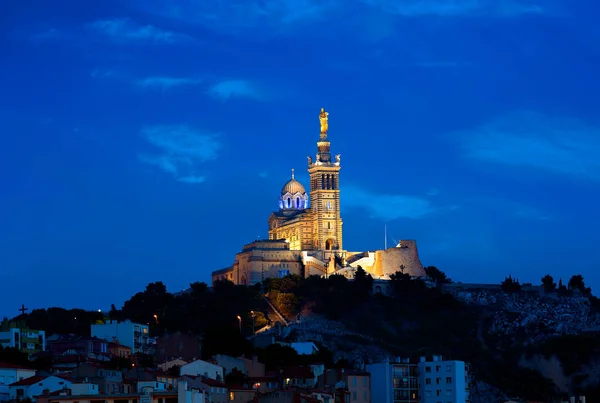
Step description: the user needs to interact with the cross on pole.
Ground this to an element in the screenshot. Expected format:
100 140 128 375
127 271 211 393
19 304 28 315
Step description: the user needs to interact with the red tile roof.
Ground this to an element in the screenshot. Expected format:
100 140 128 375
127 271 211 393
10 375 46 386
0 362 34 370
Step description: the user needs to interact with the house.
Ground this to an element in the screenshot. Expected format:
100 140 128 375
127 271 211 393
317 368 370 403
69 363 124 394
91 320 150 354
107 342 131 358
244 372 280 394
344 370 370 403
211 355 247 376
179 359 224 382
0 362 37 402
227 386 255 403
180 375 228 403
281 366 316 389
290 342 319 355
46 335 109 357
238 356 265 377
156 371 179 390
0 327 46 354
137 381 168 393
9 374 73 401
157 358 188 372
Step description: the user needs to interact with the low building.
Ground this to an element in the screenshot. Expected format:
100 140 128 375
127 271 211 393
0 362 36 402
179 359 224 382
69 363 124 394
9 374 74 402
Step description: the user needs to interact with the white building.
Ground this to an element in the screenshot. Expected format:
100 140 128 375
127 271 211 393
91 320 150 354
418 356 469 403
0 362 36 402
180 359 224 382
9 375 73 401
178 381 206 403
367 356 470 403
0 328 46 354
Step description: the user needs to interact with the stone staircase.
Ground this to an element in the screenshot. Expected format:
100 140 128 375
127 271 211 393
263 295 290 326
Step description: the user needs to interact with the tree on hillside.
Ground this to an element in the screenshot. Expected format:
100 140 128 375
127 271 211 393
568 274 592 296
557 278 569 296
541 274 557 293
389 270 426 296
501 275 521 293
424 266 452 284
354 266 374 300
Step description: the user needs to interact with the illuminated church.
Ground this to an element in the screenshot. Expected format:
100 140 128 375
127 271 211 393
212 109 425 286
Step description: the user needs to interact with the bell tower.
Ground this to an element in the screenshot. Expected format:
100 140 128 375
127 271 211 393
307 108 343 251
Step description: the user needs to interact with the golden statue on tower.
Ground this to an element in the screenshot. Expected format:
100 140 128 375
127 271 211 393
319 108 329 136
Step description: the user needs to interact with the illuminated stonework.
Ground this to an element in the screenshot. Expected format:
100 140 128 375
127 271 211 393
211 109 425 286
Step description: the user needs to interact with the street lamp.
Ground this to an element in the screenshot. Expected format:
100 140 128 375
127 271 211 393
153 314 158 325
250 311 256 335
237 315 242 333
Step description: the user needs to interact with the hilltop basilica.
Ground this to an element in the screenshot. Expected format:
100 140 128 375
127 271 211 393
212 109 425 286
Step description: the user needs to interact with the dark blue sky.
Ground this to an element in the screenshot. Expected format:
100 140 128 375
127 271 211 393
1 0 599 318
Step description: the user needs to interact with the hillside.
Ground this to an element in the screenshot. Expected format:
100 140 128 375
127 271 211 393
262 271 600 401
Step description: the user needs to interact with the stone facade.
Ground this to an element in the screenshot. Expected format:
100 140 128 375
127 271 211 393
211 109 424 286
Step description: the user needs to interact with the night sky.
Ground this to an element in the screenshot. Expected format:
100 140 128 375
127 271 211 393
1 0 599 318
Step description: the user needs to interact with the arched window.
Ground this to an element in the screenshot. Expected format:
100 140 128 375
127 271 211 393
328 222 331 229
296 197 300 208
287 198 291 208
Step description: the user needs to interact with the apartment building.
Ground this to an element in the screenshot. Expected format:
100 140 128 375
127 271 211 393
367 356 470 403
91 321 150 354
418 357 470 403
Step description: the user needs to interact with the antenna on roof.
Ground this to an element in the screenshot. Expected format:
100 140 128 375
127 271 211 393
384 224 387 250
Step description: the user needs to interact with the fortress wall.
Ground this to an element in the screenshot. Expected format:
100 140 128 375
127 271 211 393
376 240 425 277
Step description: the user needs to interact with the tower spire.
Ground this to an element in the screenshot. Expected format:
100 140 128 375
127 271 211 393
291 168 295 179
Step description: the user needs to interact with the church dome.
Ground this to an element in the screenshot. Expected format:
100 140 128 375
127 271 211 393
279 169 309 211
281 178 306 195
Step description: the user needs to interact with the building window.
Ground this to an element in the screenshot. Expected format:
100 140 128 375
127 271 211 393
446 377 452 383
446 389 452 395
425 378 431 385
436 378 441 384
445 364 452 371
229 392 234 400
436 389 441 396
425 366 431 373
278 270 290 278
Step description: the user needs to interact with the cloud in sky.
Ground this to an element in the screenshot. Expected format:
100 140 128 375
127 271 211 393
136 76 203 90
135 0 547 35
139 125 220 184
343 185 435 220
90 18 188 44
207 80 265 101
361 0 545 17
455 111 600 181
136 0 336 30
